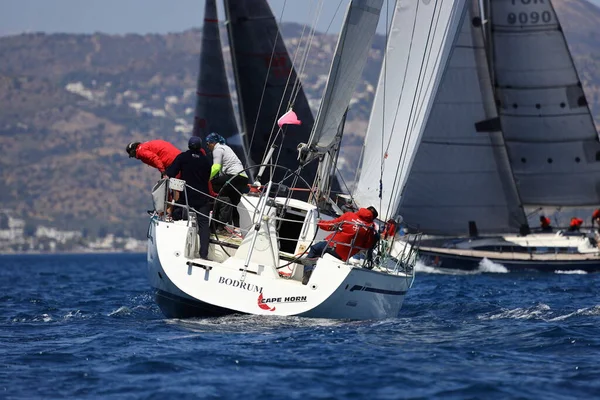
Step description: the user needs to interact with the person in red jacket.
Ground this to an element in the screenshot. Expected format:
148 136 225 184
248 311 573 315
307 207 377 261
126 140 181 175
591 209 600 231
568 217 583 232
539 215 552 232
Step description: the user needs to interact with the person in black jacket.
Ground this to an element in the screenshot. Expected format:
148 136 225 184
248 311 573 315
165 136 212 259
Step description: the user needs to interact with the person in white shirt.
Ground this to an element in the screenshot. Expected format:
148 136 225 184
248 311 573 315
205 132 249 229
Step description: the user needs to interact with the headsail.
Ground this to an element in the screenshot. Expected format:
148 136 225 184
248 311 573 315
307 0 384 152
223 0 316 180
193 0 246 161
489 0 600 207
301 0 384 199
353 0 468 223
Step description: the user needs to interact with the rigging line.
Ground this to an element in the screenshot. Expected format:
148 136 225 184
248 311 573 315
247 0 291 156
380 0 421 166
376 0 392 213
287 0 326 110
372 0 423 209
263 0 322 161
386 0 444 219
289 0 350 114
375 0 428 217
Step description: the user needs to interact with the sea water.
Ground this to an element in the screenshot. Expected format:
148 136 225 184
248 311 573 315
1 253 599 399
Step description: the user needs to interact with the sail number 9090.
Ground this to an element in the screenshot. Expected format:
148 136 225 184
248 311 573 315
507 11 552 25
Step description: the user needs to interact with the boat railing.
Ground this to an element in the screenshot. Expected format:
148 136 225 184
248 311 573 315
151 177 420 278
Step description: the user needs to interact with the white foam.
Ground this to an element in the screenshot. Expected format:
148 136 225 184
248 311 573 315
480 303 551 320
555 270 588 275
478 258 508 273
547 305 600 321
108 306 131 317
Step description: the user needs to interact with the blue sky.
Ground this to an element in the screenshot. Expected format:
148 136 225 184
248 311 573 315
1 0 599 37
0 0 361 36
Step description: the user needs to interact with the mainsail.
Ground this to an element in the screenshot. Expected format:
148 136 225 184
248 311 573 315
395 0 527 235
193 0 245 161
223 0 317 180
489 0 600 207
354 0 468 224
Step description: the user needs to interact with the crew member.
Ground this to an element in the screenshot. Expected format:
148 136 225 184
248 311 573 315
125 140 181 175
539 215 552 232
205 132 248 229
307 207 378 261
165 137 212 259
568 217 583 232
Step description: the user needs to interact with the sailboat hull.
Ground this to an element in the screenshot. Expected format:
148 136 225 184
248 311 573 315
420 249 600 273
147 216 415 320
419 233 600 272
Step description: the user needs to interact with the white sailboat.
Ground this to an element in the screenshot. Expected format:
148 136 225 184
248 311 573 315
146 0 440 319
354 0 600 272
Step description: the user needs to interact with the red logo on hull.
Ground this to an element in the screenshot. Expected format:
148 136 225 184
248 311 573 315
257 293 276 312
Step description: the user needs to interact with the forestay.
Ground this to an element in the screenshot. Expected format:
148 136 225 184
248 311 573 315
397 1 527 235
354 0 467 222
308 0 384 151
490 0 600 206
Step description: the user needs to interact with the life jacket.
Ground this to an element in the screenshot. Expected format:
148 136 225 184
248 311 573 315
317 208 376 261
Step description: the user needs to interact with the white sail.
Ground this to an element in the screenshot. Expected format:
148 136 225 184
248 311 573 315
395 1 528 235
490 0 600 207
309 0 384 150
353 0 467 221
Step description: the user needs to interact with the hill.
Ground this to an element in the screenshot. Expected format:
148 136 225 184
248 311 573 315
0 1 599 239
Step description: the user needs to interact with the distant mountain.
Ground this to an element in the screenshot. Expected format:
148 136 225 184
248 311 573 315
0 0 599 238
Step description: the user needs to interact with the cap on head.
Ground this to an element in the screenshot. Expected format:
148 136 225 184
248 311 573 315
367 206 379 220
188 136 203 150
125 142 140 158
205 132 225 145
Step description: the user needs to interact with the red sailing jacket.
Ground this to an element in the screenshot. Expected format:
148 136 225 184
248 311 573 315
317 208 376 261
135 140 181 173
569 217 583 229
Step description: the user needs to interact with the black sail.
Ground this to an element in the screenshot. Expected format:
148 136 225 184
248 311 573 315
193 0 247 163
223 0 319 187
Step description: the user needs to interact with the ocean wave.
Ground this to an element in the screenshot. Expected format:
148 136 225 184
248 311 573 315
479 303 552 321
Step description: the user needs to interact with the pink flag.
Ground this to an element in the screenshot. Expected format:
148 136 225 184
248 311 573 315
277 110 302 128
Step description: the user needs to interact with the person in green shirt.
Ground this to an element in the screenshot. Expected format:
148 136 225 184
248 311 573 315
205 133 249 229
